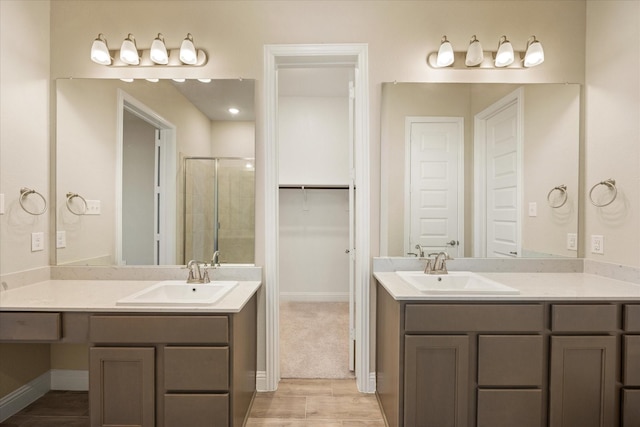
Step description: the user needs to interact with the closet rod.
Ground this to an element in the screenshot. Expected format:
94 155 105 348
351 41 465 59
279 185 352 190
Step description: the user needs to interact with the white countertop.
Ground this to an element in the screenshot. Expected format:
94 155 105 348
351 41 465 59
0 279 261 313
374 271 640 301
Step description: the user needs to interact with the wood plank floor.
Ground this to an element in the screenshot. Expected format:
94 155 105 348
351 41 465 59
246 379 385 426
0 379 384 426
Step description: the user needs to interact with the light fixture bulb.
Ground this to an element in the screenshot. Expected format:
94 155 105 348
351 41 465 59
90 34 112 65
150 33 168 65
465 35 484 67
120 34 140 65
120 78 134 83
524 36 545 67
146 78 159 83
172 78 186 83
228 107 240 115
495 35 514 67
436 36 454 67
180 33 198 65
198 78 211 83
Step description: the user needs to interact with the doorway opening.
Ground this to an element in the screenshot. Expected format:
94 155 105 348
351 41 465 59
264 44 371 392
117 90 176 265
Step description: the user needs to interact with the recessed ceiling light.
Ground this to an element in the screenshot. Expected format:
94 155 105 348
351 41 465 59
228 107 240 115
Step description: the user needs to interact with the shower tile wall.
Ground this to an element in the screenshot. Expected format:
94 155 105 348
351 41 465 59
185 159 216 262
217 165 255 264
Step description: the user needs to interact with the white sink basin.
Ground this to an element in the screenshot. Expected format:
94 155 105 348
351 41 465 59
116 280 238 306
395 271 520 295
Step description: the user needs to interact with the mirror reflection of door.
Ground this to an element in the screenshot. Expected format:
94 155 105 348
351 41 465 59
122 110 160 265
406 117 464 258
474 89 523 258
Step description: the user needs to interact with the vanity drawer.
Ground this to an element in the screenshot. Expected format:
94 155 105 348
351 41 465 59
0 312 61 341
623 389 640 427
90 315 228 344
478 335 544 386
405 304 544 333
164 393 228 427
477 389 542 427
551 304 619 332
164 346 229 391
624 335 640 385
625 305 640 331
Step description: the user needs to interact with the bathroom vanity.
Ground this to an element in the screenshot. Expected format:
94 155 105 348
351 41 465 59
0 279 261 427
375 271 640 427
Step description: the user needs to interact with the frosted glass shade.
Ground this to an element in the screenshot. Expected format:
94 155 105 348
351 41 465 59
465 37 484 67
436 40 454 67
495 38 514 67
524 40 545 67
180 34 197 65
120 35 140 65
90 35 111 65
150 34 168 65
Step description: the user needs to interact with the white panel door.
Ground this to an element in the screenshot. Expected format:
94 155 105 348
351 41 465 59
408 118 463 257
486 102 520 257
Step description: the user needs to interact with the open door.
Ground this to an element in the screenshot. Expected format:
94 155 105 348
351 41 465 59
348 78 356 371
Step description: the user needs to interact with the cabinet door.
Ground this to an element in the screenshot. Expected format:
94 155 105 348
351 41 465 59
549 336 617 427
90 347 155 427
477 389 542 427
622 389 640 427
404 335 469 427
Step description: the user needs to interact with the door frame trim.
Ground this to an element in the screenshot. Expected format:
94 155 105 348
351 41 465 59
263 43 371 392
473 87 524 257
404 116 465 257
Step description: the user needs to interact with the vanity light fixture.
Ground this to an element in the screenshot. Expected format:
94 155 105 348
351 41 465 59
150 33 168 65
198 78 212 83
427 34 544 69
145 78 159 83
172 78 186 82
436 35 455 67
494 35 514 67
120 34 140 65
120 78 134 83
465 35 484 67
90 33 207 67
90 34 112 65
524 35 545 67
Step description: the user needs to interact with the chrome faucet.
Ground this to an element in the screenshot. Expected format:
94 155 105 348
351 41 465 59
186 259 210 284
211 250 220 268
415 244 426 258
424 251 453 275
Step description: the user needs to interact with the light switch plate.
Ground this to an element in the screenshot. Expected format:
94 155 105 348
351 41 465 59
31 232 44 252
85 200 101 215
56 231 66 249
528 202 537 217
567 233 577 251
591 235 604 254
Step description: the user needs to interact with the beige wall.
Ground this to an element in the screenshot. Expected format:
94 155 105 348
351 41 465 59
0 0 51 275
585 1 640 266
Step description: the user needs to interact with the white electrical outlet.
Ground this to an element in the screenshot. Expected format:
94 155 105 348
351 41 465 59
591 235 604 254
528 202 537 217
0 193 4 215
56 231 66 249
567 233 577 251
31 232 44 252
85 200 101 215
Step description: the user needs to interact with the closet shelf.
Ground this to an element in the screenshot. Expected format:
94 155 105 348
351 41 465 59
279 184 351 190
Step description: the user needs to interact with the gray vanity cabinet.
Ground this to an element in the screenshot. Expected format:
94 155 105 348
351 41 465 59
549 304 619 427
623 304 640 426
88 294 256 427
376 283 640 427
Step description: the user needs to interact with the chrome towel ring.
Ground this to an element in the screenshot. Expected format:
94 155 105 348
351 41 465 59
547 184 568 208
589 178 617 207
19 187 47 215
66 192 88 215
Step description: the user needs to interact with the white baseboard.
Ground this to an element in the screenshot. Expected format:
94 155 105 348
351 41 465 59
50 369 88 391
255 371 268 392
368 371 377 393
0 371 50 422
279 292 349 302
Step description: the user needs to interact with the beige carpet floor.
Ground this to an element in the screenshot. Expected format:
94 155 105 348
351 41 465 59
280 301 354 379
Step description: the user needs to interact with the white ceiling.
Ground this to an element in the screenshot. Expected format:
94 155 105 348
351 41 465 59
170 79 255 121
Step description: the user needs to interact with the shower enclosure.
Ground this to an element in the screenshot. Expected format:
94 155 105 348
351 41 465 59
183 157 255 265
